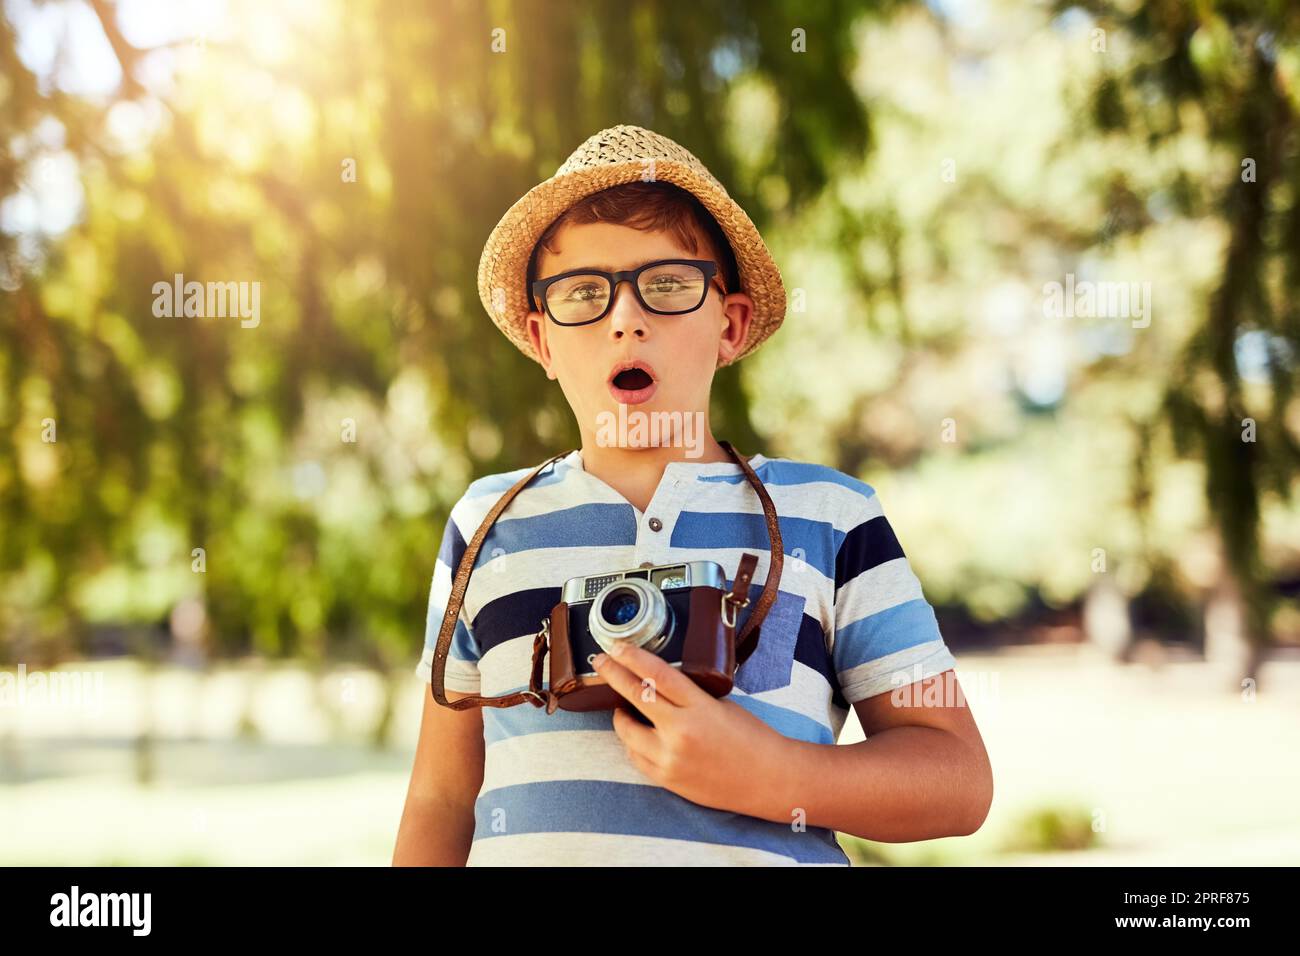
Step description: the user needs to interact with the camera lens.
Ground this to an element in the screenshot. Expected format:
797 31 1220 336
589 577 673 656
601 588 642 626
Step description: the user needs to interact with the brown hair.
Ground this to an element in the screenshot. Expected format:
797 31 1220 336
526 180 741 306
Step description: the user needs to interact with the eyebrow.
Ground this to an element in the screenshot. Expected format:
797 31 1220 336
578 260 657 272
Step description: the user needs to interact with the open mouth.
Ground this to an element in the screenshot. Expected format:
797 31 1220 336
612 367 653 390
607 361 658 405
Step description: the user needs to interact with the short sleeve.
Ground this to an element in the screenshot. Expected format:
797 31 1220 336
414 506 481 693
830 486 956 704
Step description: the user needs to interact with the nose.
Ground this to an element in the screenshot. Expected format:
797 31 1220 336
606 278 649 344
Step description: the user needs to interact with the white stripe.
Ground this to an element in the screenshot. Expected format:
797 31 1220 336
833 556 926 632
707 477 880 533
481 730 645 792
478 633 545 696
427 558 453 607
456 465 619 524
836 639 957 704
414 646 480 691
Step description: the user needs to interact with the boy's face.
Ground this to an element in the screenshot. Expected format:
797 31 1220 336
525 221 754 448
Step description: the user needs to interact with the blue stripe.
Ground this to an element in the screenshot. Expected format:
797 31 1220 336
473 780 849 864
473 502 636 566
729 695 835 744
834 598 943 670
698 459 876 499
671 511 840 578
483 701 613 745
429 515 473 660
421 608 478 663
449 619 477 663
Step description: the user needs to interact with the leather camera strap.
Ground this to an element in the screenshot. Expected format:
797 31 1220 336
719 440 783 668
430 441 782 710
429 449 573 710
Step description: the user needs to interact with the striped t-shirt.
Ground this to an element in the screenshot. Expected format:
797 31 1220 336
415 448 958 865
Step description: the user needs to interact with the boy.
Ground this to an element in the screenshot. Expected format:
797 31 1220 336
393 125 992 866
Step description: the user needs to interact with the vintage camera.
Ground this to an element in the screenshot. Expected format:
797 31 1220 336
544 559 747 712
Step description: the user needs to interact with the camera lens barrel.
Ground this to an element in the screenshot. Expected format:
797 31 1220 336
589 577 674 655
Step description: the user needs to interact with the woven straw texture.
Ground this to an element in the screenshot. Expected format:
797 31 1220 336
476 124 786 368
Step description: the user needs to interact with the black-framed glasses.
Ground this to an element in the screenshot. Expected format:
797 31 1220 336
531 258 725 327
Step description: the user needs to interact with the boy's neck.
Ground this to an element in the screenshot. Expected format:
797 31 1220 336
576 432 734 513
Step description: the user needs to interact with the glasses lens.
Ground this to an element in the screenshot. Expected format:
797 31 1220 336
545 273 611 324
637 263 708 313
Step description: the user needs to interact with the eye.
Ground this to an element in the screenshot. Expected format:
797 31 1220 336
643 272 687 292
562 282 605 301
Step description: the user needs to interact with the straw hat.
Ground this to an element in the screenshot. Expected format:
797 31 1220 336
476 124 786 368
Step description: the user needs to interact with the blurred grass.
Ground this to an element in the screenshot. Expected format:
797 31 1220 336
1000 804 1101 854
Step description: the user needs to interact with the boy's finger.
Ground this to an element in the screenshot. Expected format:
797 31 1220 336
592 650 678 714
612 705 661 762
622 733 663 781
601 641 703 706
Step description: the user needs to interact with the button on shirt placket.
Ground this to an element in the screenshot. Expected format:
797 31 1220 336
636 471 687 565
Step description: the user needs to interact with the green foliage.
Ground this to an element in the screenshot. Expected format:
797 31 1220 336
0 0 1297 669
0 0 882 661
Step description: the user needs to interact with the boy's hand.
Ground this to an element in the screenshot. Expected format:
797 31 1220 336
591 640 791 817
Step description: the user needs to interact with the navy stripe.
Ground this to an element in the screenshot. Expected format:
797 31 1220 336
834 514 905 589
473 780 849 864
795 613 846 708
472 586 562 656
436 515 468 575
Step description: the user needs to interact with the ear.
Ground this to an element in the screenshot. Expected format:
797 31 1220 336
526 310 557 380
716 291 754 367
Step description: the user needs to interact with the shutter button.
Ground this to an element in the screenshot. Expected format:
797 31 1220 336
648 517 663 532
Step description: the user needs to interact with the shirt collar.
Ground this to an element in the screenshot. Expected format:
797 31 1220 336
563 448 767 478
